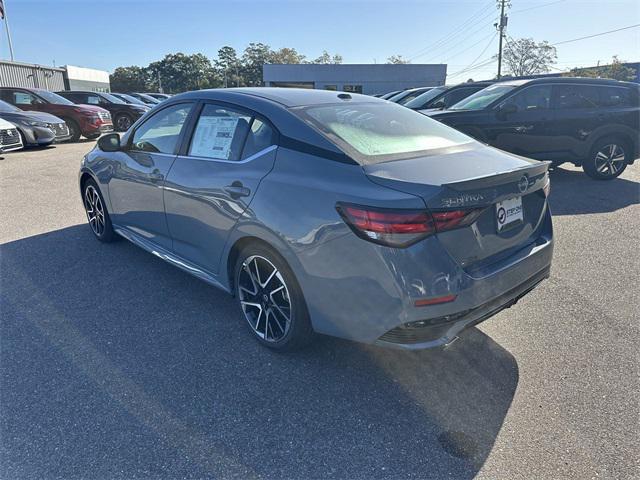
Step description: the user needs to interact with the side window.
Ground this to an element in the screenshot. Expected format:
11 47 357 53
66 93 85 103
13 91 39 106
508 85 552 111
597 86 633 107
85 94 102 105
131 103 193 154
553 85 599 109
241 118 275 159
188 104 252 161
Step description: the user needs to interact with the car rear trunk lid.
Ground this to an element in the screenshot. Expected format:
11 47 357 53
364 144 550 270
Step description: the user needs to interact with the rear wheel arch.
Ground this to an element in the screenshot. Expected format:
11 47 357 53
227 236 284 296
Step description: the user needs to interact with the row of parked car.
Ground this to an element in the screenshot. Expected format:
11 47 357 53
0 87 171 153
377 77 640 180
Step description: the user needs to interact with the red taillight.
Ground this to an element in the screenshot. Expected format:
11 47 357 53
431 208 484 232
337 203 484 248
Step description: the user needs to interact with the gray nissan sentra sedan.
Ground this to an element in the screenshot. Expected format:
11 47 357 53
79 88 553 351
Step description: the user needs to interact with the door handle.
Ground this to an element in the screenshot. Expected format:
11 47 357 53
224 182 251 199
514 125 534 133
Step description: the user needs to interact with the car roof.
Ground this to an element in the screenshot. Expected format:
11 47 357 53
495 77 638 87
175 87 385 107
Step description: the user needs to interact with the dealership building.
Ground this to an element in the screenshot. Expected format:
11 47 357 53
0 60 111 92
263 64 447 95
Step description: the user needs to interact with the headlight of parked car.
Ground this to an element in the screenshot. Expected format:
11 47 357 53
19 119 49 128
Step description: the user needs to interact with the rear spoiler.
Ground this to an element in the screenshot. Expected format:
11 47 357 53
429 161 550 209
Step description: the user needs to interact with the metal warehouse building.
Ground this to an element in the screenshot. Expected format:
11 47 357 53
263 64 447 95
0 60 66 91
0 61 110 92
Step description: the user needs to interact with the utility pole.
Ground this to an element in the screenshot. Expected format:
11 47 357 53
496 0 509 79
157 70 163 93
2 0 15 61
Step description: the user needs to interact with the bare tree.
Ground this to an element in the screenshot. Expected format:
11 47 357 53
503 38 557 77
386 55 411 64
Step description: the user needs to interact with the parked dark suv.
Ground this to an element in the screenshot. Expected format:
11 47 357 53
57 91 150 132
405 81 494 112
0 87 113 142
429 78 640 179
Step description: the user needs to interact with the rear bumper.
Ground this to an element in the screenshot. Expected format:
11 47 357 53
375 263 550 350
296 207 553 348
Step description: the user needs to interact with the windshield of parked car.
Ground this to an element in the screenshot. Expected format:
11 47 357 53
137 94 161 104
295 101 474 164
37 90 75 105
101 93 127 104
0 99 21 112
114 93 147 105
404 86 448 109
449 84 517 110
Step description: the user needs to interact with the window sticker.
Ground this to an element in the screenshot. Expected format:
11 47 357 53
190 116 240 159
15 92 32 105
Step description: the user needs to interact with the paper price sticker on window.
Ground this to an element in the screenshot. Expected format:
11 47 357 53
190 116 240 160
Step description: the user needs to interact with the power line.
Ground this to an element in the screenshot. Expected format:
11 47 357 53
407 0 496 61
449 32 498 78
551 24 640 46
440 31 497 64
511 0 567 14
417 22 497 64
448 56 497 79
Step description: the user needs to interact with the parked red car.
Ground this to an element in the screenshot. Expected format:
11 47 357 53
0 87 113 141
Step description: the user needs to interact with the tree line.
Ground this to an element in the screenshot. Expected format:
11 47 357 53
109 43 344 93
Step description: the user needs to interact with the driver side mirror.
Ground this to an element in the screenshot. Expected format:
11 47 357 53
497 102 518 118
431 99 446 110
97 133 121 152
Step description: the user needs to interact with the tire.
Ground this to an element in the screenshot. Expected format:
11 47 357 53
82 178 117 242
234 243 313 351
63 118 81 142
85 133 101 140
583 137 630 180
114 113 133 132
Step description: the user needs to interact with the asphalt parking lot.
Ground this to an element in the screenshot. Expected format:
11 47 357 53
1 142 638 480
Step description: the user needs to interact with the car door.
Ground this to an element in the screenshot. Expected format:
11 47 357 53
108 102 195 249
484 84 554 159
163 102 278 274
550 84 606 160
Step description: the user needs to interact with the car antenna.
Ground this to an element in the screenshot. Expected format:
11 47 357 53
337 93 351 100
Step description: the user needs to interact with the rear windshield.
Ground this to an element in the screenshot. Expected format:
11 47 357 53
293 102 473 164
449 84 516 110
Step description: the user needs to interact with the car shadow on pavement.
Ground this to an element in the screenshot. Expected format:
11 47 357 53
1 225 519 479
548 167 639 216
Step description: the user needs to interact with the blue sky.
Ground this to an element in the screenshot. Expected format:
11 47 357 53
1 0 639 81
